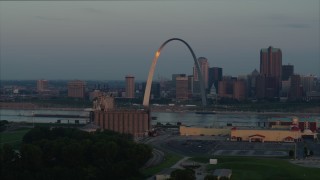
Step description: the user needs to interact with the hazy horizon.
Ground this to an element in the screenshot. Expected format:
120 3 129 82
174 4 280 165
1 0 319 81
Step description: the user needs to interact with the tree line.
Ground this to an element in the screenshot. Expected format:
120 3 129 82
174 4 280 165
0 127 152 180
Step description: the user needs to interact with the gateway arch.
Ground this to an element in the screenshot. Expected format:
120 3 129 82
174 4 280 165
143 38 207 108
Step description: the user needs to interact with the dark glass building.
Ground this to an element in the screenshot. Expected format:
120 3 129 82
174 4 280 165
282 64 294 81
208 67 222 93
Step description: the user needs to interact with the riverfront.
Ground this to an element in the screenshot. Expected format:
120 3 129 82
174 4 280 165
1 108 320 128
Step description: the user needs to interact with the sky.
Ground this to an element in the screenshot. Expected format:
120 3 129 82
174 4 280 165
0 0 319 81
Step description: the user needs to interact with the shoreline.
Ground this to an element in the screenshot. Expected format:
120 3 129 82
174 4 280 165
0 107 86 111
151 109 320 116
1 107 319 116
1 102 319 116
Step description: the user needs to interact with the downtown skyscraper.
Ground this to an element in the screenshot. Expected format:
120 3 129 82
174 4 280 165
258 46 282 98
125 75 135 98
260 46 282 78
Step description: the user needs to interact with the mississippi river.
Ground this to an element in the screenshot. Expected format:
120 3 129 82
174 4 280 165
1 109 319 127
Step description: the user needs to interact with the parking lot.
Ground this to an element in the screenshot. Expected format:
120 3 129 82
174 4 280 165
163 136 295 157
143 128 319 159
213 149 288 156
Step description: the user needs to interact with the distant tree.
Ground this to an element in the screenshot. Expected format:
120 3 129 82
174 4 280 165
220 177 230 180
1 144 15 164
61 142 84 167
0 120 9 126
204 174 217 180
170 168 196 180
22 127 49 143
2 127 152 180
20 144 43 171
304 147 308 157
0 144 19 179
289 150 295 157
310 150 314 156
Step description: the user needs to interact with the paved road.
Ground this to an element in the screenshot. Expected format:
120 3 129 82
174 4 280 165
143 148 165 168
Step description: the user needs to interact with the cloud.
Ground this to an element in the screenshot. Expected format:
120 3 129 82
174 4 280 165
265 14 312 29
281 23 311 29
82 7 104 14
34 16 68 21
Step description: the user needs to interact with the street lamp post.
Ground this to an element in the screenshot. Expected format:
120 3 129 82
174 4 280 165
295 142 297 160
32 111 35 128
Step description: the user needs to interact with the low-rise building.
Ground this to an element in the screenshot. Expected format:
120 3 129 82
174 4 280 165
268 117 318 132
230 127 302 142
180 126 231 136
231 122 318 143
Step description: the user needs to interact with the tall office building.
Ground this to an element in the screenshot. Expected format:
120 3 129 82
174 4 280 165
188 75 194 97
68 80 86 98
260 46 282 98
171 74 186 98
125 75 135 98
141 82 161 99
193 57 209 89
172 74 186 87
255 75 266 99
151 82 161 99
301 75 317 93
282 64 294 81
260 46 282 78
218 77 235 99
281 80 290 98
176 76 189 100
208 67 222 93
247 69 259 98
37 79 48 92
233 80 246 101
289 75 303 100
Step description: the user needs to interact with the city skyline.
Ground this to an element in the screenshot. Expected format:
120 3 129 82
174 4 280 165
0 0 319 80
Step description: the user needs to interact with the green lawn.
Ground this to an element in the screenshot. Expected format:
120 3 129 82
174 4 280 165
142 153 182 177
0 128 31 149
191 156 320 180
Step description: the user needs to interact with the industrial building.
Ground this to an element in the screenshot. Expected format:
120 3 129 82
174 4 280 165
93 95 150 137
230 128 302 142
268 117 318 132
180 117 318 143
180 126 231 136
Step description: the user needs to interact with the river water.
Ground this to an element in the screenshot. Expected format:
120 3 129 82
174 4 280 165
0 109 90 124
2 109 318 127
151 112 274 127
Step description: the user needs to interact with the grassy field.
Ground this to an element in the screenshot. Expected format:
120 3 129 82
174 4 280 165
0 128 31 149
142 153 182 177
191 156 320 179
